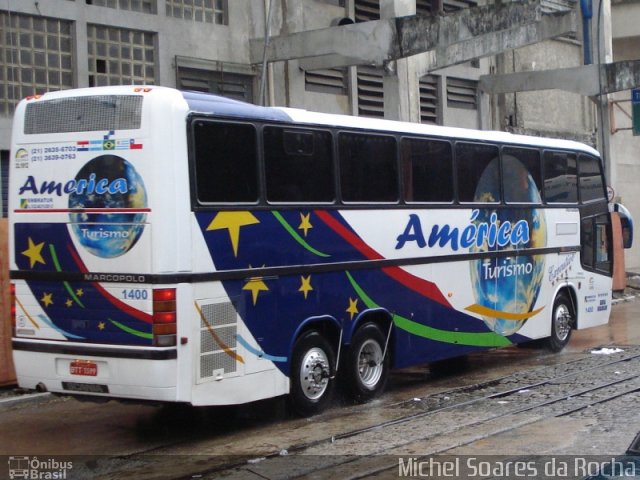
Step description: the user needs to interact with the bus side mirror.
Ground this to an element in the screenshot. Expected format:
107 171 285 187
614 203 634 249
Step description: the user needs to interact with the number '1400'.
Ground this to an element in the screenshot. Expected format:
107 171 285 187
121 289 149 300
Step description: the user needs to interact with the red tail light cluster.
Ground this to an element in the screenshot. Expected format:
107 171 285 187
153 288 176 347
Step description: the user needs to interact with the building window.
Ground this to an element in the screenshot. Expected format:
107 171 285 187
166 0 228 25
177 67 254 102
87 25 156 86
418 0 477 15
416 0 433 15
305 68 347 96
0 11 73 116
85 0 156 13
446 77 478 110
357 66 384 118
419 75 439 124
354 0 379 21
443 0 477 12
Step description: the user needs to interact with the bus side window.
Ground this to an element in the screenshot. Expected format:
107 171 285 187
581 217 595 269
581 214 612 274
578 154 606 203
502 147 542 204
339 132 398 203
543 151 578 203
455 142 500 203
264 127 335 203
401 137 453 203
193 121 258 204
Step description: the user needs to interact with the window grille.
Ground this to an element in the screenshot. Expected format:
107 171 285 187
85 0 156 14
354 0 379 21
419 75 439 124
87 24 156 86
177 67 253 102
446 77 478 110
166 0 228 25
305 68 348 96
0 11 73 115
357 66 384 118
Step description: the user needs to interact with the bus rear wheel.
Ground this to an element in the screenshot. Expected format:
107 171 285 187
545 292 574 352
289 330 336 416
343 323 389 403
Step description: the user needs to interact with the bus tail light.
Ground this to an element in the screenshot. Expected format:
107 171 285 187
10 283 16 336
153 288 176 347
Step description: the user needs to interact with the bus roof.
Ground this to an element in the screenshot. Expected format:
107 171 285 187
181 89 599 157
22 86 600 157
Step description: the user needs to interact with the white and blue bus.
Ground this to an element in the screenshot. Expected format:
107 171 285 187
9 86 631 415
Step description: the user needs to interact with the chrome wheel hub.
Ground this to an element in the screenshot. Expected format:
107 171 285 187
357 339 383 389
299 347 330 400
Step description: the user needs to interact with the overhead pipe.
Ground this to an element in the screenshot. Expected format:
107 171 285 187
581 0 593 64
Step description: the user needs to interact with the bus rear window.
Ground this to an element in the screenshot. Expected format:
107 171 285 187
25 95 142 134
193 121 258 204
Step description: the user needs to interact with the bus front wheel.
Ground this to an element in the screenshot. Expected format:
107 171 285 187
289 330 336 416
342 322 390 403
545 293 574 352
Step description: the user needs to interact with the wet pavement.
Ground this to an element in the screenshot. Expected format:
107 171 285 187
2 294 640 479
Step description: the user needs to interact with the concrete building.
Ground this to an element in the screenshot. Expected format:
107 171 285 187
611 0 640 269
1 0 637 268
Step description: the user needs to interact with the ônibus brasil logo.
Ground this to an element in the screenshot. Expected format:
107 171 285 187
8 456 73 479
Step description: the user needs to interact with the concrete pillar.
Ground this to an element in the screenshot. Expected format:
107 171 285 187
380 0 417 121
0 218 16 385
593 0 614 182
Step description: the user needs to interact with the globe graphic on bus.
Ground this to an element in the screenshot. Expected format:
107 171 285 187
69 155 147 258
469 157 547 336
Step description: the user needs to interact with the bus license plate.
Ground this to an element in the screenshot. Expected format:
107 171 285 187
70 360 97 376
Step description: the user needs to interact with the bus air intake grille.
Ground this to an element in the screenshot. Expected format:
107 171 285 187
200 326 237 353
24 95 143 134
201 302 237 328
200 351 237 378
198 300 239 381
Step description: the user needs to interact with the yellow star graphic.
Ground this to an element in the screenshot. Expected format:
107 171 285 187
41 292 53 308
76 289 84 297
299 275 313 300
65 299 73 308
22 237 46 268
98 322 105 331
346 297 359 320
207 211 260 257
243 276 269 306
298 213 313 237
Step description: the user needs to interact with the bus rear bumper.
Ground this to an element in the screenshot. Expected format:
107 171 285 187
12 340 179 402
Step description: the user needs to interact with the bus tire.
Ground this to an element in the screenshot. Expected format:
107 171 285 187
343 322 389 403
545 292 574 352
289 330 335 417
